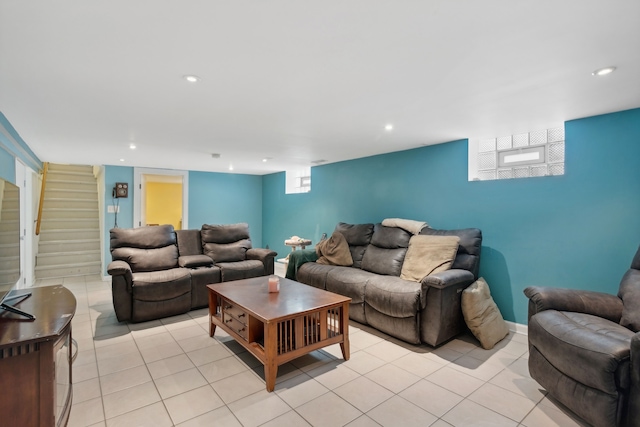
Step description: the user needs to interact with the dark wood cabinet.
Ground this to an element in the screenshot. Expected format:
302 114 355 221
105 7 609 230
0 285 76 427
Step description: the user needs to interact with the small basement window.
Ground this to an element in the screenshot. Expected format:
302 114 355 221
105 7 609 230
469 127 565 181
285 167 311 194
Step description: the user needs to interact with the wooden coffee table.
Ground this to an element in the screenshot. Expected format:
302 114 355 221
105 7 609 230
207 276 351 391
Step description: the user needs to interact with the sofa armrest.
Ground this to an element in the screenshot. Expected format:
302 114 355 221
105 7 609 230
247 248 277 261
107 260 132 278
629 332 640 427
421 269 475 290
247 248 278 275
107 260 133 321
179 255 213 268
523 286 623 322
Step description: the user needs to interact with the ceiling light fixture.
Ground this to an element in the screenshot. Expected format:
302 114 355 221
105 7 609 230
183 75 201 83
592 66 616 76
385 124 394 131
119 158 125 162
129 143 136 149
229 164 234 171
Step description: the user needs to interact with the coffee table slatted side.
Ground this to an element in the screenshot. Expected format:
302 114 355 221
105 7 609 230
207 277 350 391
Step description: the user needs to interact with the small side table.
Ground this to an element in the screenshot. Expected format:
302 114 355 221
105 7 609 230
285 239 312 251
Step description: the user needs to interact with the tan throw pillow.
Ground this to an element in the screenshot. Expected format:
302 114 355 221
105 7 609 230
400 235 459 282
462 278 509 349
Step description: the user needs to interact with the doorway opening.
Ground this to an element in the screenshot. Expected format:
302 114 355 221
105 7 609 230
133 168 189 229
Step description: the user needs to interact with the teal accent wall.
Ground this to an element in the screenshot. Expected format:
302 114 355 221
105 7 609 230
188 171 263 247
263 108 640 324
103 166 135 275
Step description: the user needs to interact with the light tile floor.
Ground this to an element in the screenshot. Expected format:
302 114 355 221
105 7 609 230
33 274 590 427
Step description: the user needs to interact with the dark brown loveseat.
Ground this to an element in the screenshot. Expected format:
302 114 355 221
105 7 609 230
107 223 276 322
294 222 482 347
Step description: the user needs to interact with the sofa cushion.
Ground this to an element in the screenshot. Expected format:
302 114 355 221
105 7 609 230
297 262 337 290
529 310 633 394
618 268 640 332
110 224 176 250
201 223 252 262
335 222 374 268
326 266 375 323
400 235 459 282
175 229 203 256
461 277 509 349
111 245 179 272
364 275 423 318
131 268 191 301
201 223 251 243
316 231 353 266
360 224 410 276
216 260 264 281
361 245 407 276
179 254 214 268
203 240 251 262
370 224 411 248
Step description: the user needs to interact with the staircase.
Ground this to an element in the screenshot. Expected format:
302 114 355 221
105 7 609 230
0 182 20 286
35 164 101 279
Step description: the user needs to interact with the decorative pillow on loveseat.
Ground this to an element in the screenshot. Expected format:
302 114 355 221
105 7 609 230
400 235 459 282
462 277 509 349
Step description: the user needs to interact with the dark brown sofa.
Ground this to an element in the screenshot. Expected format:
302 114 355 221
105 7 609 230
294 222 482 347
107 223 276 322
524 245 640 427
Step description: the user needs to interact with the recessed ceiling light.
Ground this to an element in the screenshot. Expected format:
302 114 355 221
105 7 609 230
385 124 394 131
119 158 125 162
129 143 136 149
262 157 273 162
229 164 234 171
183 75 201 83
592 66 616 76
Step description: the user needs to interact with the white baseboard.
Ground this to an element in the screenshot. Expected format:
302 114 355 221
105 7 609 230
506 320 528 336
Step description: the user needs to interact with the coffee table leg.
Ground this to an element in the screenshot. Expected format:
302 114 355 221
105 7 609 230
265 322 278 392
340 302 350 360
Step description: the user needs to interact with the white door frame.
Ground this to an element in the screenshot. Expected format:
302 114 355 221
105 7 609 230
133 168 189 229
14 159 34 288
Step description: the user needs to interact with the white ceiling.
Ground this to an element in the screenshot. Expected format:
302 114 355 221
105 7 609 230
1 1 639 175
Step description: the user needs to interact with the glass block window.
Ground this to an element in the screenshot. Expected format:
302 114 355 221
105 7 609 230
469 127 565 181
285 167 311 194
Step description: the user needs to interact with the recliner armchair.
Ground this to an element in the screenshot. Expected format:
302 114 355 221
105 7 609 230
524 245 640 427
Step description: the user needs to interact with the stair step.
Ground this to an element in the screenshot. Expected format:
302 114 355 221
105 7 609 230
38 239 100 254
41 208 99 220
47 163 93 173
39 229 100 241
44 189 97 200
0 255 20 271
43 199 98 210
0 244 20 257
35 261 101 279
0 208 19 220
36 250 100 267
40 218 99 231
46 179 97 192
0 220 19 233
